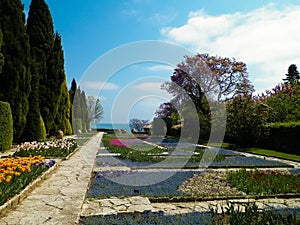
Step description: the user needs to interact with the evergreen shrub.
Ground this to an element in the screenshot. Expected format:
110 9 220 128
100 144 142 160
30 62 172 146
263 122 300 154
0 101 13 151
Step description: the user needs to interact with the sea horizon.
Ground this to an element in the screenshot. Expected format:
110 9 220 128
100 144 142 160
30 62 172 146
90 123 131 132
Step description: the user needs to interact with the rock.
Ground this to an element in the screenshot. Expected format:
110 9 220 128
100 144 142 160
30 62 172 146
56 130 64 139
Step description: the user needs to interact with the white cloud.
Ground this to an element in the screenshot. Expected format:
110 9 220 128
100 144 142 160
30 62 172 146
147 65 175 71
133 82 163 91
82 81 119 91
161 4 300 93
148 13 177 26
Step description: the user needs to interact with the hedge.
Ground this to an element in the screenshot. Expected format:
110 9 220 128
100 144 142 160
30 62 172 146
0 101 13 152
262 122 300 154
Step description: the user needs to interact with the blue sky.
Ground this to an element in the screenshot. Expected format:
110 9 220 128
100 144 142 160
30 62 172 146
21 0 300 123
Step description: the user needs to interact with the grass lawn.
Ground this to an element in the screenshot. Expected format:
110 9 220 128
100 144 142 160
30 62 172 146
207 141 300 162
242 148 300 162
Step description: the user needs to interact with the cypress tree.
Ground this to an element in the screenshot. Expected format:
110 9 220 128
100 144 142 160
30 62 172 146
22 62 46 141
80 90 89 131
26 0 55 135
283 64 300 84
72 86 89 133
69 78 77 130
27 0 72 135
51 33 72 135
69 78 77 105
0 0 31 141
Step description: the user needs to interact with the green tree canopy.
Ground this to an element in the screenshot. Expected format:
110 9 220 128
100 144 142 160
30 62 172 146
283 64 300 84
0 0 31 141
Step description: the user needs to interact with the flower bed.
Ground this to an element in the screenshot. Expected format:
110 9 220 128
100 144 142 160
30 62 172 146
0 156 55 205
86 170 198 198
13 139 78 158
80 203 300 225
102 134 225 164
81 211 213 225
227 169 300 195
87 169 300 200
179 171 245 197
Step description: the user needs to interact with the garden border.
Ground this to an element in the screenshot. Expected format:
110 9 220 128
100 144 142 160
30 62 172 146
148 194 300 203
0 159 61 217
0 146 80 217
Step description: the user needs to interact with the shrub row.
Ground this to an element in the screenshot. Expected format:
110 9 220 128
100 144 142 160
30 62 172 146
262 122 300 154
0 101 13 152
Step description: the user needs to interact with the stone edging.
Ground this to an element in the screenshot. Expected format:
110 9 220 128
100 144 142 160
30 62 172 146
0 159 61 218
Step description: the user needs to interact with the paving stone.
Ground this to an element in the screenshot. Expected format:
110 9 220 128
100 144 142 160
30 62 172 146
254 201 267 210
265 202 287 209
109 198 130 206
195 202 209 211
99 199 113 207
152 203 177 210
128 196 151 205
98 207 117 215
127 204 153 212
228 198 255 204
113 204 128 212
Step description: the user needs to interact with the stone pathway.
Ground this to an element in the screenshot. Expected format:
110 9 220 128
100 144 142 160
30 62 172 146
81 196 300 216
0 133 102 225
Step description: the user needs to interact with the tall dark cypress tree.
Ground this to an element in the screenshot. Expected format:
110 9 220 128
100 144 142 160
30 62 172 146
0 0 31 141
26 0 55 135
69 78 77 131
22 62 46 141
69 78 77 105
27 0 72 135
51 33 72 134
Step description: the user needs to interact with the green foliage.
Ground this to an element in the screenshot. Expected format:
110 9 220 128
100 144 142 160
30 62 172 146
0 0 31 141
211 203 300 225
74 118 83 132
0 102 13 151
72 87 89 133
27 1 72 136
264 84 300 122
226 95 269 147
262 122 300 154
55 79 72 135
242 147 300 162
283 64 300 84
0 164 48 206
22 113 46 142
102 134 225 163
227 169 300 195
22 63 46 141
